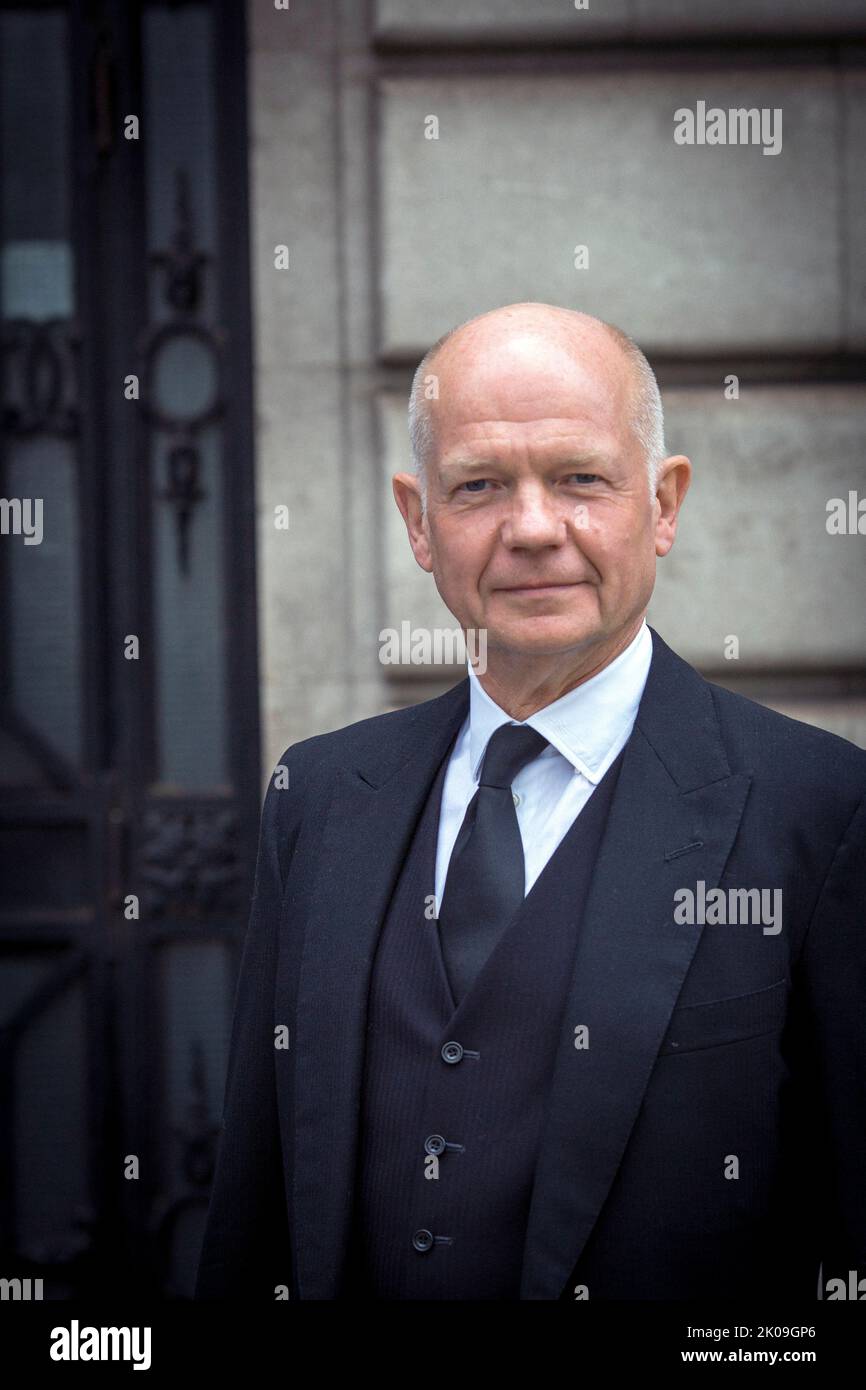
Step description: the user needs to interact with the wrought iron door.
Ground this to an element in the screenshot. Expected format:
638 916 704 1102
0 0 260 1299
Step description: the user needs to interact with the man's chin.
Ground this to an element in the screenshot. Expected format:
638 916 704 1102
486 618 602 657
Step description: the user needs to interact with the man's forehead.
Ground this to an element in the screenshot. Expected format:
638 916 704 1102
437 420 624 468
434 375 628 443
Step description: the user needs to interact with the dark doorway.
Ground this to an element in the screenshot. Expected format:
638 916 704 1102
0 0 260 1299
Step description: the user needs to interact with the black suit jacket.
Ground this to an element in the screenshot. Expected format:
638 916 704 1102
195 626 866 1300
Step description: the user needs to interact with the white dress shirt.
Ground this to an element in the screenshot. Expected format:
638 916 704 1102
433 619 653 912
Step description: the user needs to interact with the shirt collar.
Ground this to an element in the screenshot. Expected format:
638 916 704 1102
466 619 652 785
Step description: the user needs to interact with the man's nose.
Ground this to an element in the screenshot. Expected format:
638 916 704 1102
500 488 568 547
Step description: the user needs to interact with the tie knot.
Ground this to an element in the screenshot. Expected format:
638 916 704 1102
479 723 548 790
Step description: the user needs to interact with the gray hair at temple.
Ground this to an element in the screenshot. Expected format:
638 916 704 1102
408 313 667 516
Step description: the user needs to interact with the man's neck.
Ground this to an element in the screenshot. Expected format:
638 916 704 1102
471 616 646 721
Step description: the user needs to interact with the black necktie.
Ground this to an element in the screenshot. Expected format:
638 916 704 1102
437 722 549 1004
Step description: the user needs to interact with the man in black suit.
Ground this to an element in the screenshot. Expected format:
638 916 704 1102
196 302 866 1300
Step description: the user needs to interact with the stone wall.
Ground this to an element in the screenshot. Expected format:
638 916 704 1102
247 0 866 778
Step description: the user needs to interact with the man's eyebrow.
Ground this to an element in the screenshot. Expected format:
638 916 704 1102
438 457 497 473
438 451 613 473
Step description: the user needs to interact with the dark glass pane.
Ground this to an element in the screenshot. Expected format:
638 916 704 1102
6 440 83 771
143 7 228 788
0 10 70 244
144 5 217 290
155 937 232 1294
16 972 90 1264
1 10 79 783
160 938 232 1134
151 425 228 787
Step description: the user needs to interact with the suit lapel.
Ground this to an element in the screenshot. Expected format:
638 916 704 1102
290 679 469 1298
519 627 751 1299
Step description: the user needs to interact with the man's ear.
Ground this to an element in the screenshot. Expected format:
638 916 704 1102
654 455 691 557
393 472 433 572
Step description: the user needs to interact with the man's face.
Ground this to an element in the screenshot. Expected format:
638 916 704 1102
398 327 678 665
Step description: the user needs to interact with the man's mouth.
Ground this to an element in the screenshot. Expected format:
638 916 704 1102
497 582 583 593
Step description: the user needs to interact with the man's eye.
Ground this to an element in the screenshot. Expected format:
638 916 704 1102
567 473 600 484
459 479 489 493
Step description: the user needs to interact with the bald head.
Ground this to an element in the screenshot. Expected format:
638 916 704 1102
408 303 665 510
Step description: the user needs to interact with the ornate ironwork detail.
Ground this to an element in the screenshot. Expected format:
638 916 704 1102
138 168 225 576
140 319 222 433
151 169 209 317
140 805 242 917
157 439 206 575
1 318 81 436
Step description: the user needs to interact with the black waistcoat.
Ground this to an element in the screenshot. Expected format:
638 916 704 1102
352 736 625 1300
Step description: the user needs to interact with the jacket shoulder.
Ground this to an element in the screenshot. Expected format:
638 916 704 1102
705 675 866 794
258 681 466 885
270 679 467 781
